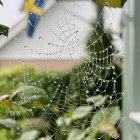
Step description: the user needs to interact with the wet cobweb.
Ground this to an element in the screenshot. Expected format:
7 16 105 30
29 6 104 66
5 1 124 140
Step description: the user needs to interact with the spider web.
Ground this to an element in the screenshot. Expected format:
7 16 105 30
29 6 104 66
1 0 125 140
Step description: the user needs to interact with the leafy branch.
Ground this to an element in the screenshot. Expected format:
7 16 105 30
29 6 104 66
0 0 9 37
92 0 127 8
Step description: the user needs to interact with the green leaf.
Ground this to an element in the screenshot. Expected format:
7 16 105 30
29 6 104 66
91 107 121 138
0 119 17 129
19 130 39 140
39 137 52 140
85 136 94 140
0 95 11 109
22 118 49 133
98 119 119 139
91 107 121 126
86 95 107 107
71 106 92 120
0 95 10 102
105 107 121 124
92 0 127 8
0 24 9 36
45 136 52 140
57 117 71 126
67 129 86 140
57 106 92 126
11 86 47 108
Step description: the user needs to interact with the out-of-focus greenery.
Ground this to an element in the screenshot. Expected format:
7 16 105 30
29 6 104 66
0 24 9 36
92 0 127 8
0 23 122 140
0 65 42 95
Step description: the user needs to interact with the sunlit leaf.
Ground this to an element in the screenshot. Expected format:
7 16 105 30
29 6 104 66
0 95 11 109
19 130 39 140
11 86 47 108
91 107 121 138
39 137 52 140
0 119 17 129
71 106 92 120
57 106 92 127
67 129 86 140
51 105 60 114
22 118 49 133
86 95 107 107
92 107 121 125
85 136 95 140
0 95 10 102
92 0 127 8
98 119 119 139
57 117 71 126
34 102 45 109
45 136 53 140
39 138 46 140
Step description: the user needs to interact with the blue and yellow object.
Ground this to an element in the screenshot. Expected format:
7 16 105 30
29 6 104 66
24 0 45 37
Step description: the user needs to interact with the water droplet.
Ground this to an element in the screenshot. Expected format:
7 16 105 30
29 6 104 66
96 89 99 92
39 36 43 40
86 90 89 94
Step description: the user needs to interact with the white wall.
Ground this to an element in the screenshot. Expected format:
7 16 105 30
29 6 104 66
0 0 24 27
0 1 123 60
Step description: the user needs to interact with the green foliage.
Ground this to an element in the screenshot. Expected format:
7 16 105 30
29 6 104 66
0 119 17 129
21 118 49 132
44 136 53 140
0 65 42 95
92 0 127 8
11 86 47 108
0 95 11 109
71 106 92 120
91 107 121 139
0 1 9 36
67 129 86 140
19 130 39 140
0 24 9 36
0 129 16 140
86 95 107 106
0 23 122 140
57 105 121 140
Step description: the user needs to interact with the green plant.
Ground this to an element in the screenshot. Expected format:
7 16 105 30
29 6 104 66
0 22 122 140
92 0 127 8
56 105 121 140
0 65 43 95
0 1 9 36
